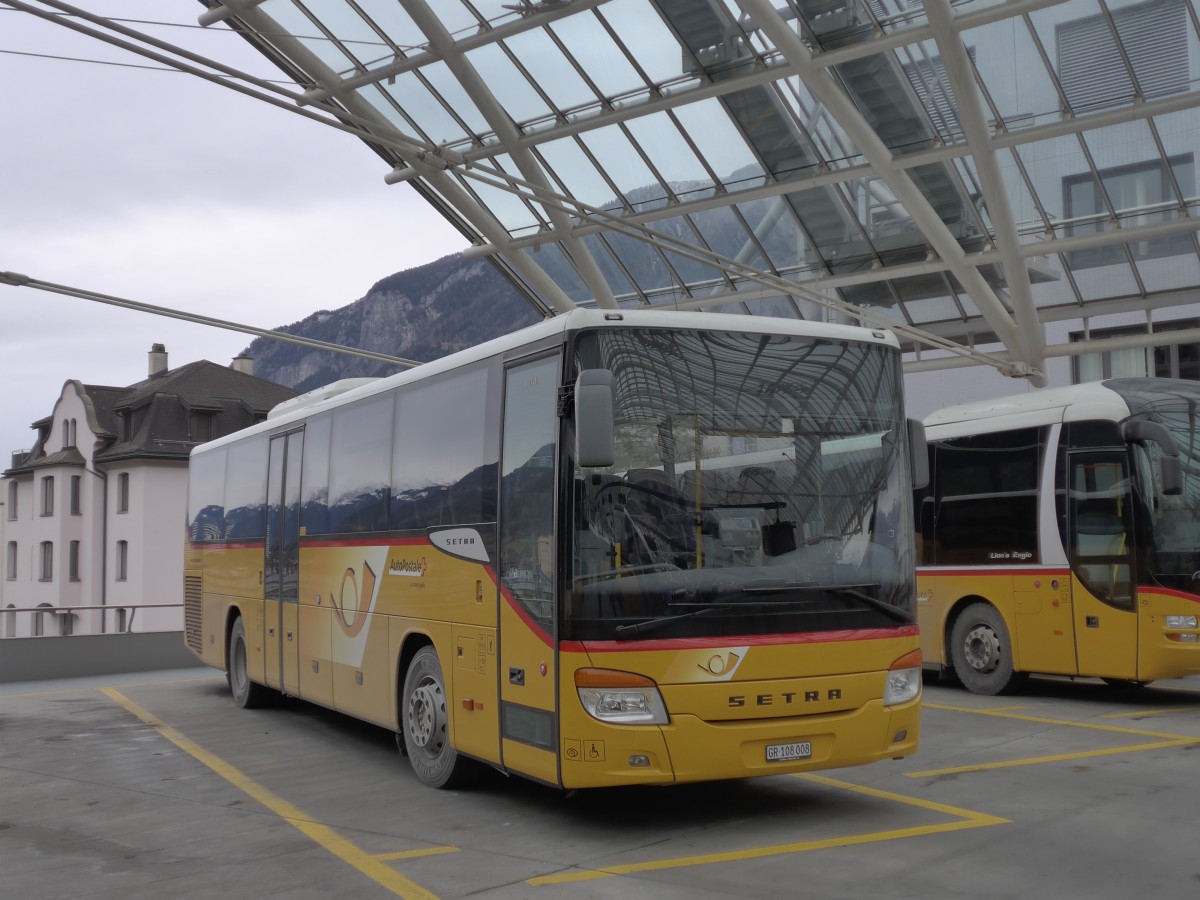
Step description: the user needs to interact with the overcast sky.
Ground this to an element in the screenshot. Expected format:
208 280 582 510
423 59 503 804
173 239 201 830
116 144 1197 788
0 2 464 456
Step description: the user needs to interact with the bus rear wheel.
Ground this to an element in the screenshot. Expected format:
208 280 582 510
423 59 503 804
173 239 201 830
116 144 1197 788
400 647 477 789
950 603 1023 695
228 616 271 709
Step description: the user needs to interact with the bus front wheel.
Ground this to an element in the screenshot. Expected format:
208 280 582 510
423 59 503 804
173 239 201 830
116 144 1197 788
950 603 1022 695
401 647 477 789
228 616 271 709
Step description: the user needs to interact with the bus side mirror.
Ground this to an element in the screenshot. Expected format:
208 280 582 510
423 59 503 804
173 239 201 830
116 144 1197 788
575 369 615 469
907 418 929 491
1122 420 1183 496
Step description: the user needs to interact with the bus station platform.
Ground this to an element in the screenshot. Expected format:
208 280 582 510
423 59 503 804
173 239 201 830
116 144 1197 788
3 667 1199 899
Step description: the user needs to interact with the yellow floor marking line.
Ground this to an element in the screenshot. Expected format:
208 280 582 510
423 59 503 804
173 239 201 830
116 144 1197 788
102 688 449 900
913 702 1199 778
1101 707 1200 719
907 739 1194 778
374 847 461 862
923 702 1193 740
528 773 1007 886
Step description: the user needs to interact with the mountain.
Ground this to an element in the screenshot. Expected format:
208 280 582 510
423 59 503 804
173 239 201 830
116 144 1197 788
242 253 541 393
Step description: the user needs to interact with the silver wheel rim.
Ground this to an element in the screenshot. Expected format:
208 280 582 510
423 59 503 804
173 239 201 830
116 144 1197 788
407 675 446 758
233 636 247 693
963 624 1000 673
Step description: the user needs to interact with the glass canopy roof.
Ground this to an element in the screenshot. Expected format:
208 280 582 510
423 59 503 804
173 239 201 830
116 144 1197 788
33 1 1200 386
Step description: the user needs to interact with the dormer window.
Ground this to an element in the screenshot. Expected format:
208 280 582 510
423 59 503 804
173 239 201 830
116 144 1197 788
191 412 213 443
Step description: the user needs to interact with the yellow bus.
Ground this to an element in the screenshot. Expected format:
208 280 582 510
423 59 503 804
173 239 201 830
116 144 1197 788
184 309 924 789
916 378 1200 694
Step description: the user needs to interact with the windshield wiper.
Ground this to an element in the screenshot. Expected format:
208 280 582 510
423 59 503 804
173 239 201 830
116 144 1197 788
742 581 913 624
828 587 913 624
613 605 723 639
613 598 806 639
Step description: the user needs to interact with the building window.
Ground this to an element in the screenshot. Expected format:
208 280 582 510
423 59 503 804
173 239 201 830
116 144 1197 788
901 48 975 140
116 540 128 581
70 476 81 515
7 480 17 520
40 476 54 516
115 608 128 633
5 541 15 580
59 612 74 637
117 472 129 513
1057 0 1188 114
191 412 213 443
69 541 80 582
1073 319 1200 383
33 604 53 637
4 605 14 638
1064 155 1195 268
39 542 53 582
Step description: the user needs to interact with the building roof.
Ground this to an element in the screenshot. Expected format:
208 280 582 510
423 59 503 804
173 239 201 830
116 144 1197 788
5 358 297 474
175 0 1199 391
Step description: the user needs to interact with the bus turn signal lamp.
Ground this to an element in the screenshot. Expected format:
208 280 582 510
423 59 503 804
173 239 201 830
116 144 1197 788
885 649 923 707
575 668 669 725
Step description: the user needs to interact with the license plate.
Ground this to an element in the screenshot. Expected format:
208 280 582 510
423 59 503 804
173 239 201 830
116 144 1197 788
765 740 812 762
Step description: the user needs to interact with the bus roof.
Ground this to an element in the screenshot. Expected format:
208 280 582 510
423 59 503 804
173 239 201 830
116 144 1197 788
192 308 899 456
923 380 1132 438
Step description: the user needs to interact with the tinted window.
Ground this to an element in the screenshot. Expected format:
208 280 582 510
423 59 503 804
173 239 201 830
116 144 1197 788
928 427 1042 565
188 448 227 542
301 414 332 536
328 394 394 533
224 437 268 541
392 365 496 531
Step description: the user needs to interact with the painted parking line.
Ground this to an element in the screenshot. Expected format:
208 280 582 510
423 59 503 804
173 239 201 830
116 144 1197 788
101 687 451 900
910 702 1199 778
528 773 1008 886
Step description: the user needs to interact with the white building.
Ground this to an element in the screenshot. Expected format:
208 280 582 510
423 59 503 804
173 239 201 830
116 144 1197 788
1 345 295 638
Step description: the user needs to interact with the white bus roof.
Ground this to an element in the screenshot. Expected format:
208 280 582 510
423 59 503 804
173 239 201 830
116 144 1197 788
923 380 1132 439
193 308 899 456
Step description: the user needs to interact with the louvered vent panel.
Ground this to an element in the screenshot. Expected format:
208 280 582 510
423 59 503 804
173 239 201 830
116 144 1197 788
184 575 203 653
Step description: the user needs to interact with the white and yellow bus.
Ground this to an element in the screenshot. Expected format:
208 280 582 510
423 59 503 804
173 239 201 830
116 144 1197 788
916 378 1200 694
184 309 924 789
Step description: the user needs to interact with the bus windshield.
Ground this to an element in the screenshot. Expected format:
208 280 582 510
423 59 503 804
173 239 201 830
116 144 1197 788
566 328 912 641
1111 378 1200 592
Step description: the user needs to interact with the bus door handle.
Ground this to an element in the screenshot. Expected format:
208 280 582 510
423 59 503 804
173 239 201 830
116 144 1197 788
286 631 293 641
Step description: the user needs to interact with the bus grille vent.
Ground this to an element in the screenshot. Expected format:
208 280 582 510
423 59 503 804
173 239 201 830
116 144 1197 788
184 576 203 652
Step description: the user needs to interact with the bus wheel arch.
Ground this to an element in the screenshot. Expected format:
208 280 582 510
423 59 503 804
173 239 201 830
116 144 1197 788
947 599 1024 695
398 641 478 789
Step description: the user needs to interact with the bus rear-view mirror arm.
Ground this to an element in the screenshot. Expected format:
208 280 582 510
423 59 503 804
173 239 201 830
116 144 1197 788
1122 420 1183 496
907 418 929 491
576 369 615 469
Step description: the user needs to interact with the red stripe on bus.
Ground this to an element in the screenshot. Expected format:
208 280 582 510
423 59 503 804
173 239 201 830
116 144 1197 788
189 541 264 551
562 625 919 654
302 536 431 549
1141 586 1200 604
917 567 1070 578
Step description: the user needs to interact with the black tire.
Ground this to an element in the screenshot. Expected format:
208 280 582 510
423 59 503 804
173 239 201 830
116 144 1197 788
228 616 271 709
949 603 1023 695
401 646 477 789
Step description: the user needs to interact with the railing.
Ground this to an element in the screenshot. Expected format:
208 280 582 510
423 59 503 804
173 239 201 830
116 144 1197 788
0 602 183 639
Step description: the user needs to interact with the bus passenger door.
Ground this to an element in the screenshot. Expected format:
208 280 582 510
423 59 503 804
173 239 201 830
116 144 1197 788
265 430 304 694
497 355 561 785
1067 453 1138 679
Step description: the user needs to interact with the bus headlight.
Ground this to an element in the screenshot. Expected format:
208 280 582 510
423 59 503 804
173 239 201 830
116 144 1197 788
576 668 669 725
885 649 923 707
1165 615 1198 630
